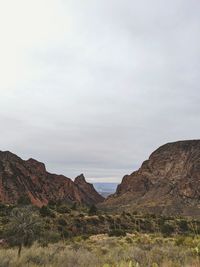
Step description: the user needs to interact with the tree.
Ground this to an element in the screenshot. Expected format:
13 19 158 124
5 207 42 257
88 204 97 215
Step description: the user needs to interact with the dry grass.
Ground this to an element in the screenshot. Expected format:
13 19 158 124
0 234 200 267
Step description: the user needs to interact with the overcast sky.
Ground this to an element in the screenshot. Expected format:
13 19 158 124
0 0 200 182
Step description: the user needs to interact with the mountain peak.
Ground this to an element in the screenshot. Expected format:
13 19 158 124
74 174 104 203
0 152 104 207
103 139 200 216
74 174 86 183
0 150 21 161
26 158 46 173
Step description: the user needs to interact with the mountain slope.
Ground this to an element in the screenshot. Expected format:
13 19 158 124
102 140 200 216
0 151 104 207
74 174 104 204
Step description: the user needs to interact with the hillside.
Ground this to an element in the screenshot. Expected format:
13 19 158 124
102 140 200 217
0 151 104 207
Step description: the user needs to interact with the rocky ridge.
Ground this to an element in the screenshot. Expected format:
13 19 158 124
0 151 104 207
102 140 200 216
74 174 104 204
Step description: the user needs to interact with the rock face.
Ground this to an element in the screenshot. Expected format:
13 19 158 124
0 151 104 207
74 174 104 204
103 140 200 216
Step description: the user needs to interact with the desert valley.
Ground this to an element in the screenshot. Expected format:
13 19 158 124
1 0 199 266
0 140 200 266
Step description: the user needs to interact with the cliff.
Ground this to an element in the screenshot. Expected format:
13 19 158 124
102 140 200 216
0 151 104 207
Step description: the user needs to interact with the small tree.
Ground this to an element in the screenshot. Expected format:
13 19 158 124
5 207 42 257
88 204 97 215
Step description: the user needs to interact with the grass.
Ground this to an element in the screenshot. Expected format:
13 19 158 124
1 204 200 266
0 233 200 267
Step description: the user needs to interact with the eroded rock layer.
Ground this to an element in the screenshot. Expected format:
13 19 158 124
0 151 104 207
102 140 200 216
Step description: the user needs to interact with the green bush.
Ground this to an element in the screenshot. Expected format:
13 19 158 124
58 218 67 226
71 202 77 210
0 203 7 211
161 223 174 237
178 220 188 233
88 205 98 215
62 230 70 238
39 206 54 217
56 205 71 214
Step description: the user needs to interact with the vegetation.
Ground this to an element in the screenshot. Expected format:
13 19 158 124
88 204 98 215
17 195 31 206
0 202 200 266
4 207 42 257
0 233 199 266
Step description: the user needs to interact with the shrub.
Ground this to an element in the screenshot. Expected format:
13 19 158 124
62 230 70 238
47 200 57 206
71 202 77 210
57 205 71 214
39 206 53 217
1 217 9 224
88 205 98 215
17 195 31 205
0 203 6 211
178 220 188 233
41 231 61 244
58 218 67 226
108 229 126 237
175 236 186 246
161 223 174 237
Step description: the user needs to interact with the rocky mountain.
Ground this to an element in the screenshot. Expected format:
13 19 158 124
0 151 104 207
74 174 104 203
102 140 200 217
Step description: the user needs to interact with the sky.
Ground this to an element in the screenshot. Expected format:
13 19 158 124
0 0 200 182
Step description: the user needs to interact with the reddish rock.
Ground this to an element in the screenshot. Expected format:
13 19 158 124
74 174 104 204
0 151 103 207
102 140 200 217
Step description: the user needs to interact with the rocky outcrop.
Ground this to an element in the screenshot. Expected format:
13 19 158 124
0 151 103 207
74 174 104 204
102 140 200 216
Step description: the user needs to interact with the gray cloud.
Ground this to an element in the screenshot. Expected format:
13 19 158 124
0 0 200 182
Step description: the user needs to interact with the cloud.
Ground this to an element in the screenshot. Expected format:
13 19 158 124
0 0 200 182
